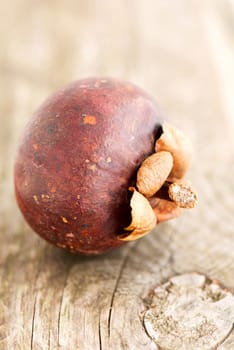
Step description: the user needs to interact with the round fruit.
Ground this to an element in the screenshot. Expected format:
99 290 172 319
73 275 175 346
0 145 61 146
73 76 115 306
14 78 162 254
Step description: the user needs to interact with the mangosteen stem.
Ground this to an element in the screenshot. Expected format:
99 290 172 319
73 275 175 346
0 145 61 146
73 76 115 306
155 181 198 209
154 182 172 201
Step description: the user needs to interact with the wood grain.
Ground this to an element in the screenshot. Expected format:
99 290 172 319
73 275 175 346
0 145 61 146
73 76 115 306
0 0 234 349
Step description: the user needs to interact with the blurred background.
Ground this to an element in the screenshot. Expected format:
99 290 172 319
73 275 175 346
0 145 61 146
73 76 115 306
1 0 234 226
1 0 234 244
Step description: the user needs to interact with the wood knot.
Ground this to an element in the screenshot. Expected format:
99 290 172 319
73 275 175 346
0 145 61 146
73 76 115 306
143 273 234 350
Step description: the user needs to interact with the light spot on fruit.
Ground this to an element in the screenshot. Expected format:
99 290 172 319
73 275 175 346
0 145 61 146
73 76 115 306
48 182 57 193
33 195 39 204
73 216 77 220
77 195 80 200
61 216 68 223
82 114 97 125
50 186 56 193
33 144 38 150
57 243 66 248
85 159 90 163
41 194 50 200
106 157 112 163
66 232 75 238
88 164 96 172
32 159 43 168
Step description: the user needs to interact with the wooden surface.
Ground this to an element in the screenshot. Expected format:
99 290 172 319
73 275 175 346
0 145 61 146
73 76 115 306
1 0 234 349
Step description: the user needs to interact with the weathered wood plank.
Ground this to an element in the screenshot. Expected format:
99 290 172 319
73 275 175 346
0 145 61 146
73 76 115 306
0 0 234 349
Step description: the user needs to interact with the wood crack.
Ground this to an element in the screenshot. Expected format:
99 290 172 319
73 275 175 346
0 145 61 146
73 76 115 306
98 313 102 350
30 295 37 350
48 320 51 350
216 323 234 349
107 241 140 338
57 263 72 348
30 248 45 350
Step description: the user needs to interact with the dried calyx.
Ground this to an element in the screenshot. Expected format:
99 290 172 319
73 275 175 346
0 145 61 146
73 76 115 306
155 122 192 181
118 188 156 241
136 151 173 197
118 122 198 241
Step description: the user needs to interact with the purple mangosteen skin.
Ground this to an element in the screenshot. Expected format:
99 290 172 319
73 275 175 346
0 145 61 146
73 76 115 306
14 78 162 254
